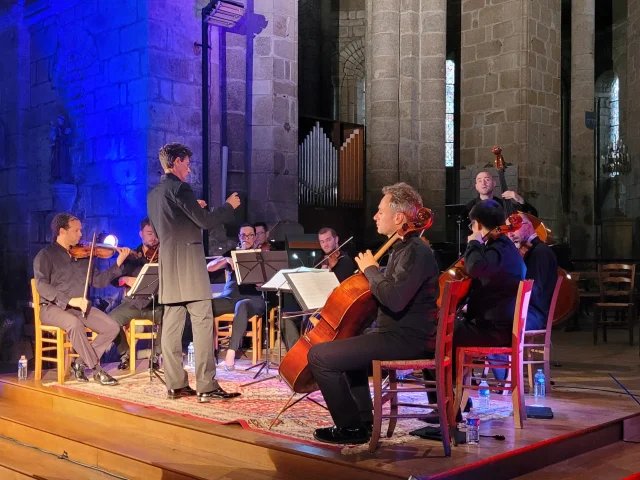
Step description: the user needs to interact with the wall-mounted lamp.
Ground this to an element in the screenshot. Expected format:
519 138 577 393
203 0 245 28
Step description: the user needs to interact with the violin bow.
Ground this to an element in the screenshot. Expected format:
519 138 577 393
81 232 97 318
313 236 354 269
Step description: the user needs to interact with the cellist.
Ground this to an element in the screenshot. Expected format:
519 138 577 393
307 183 440 445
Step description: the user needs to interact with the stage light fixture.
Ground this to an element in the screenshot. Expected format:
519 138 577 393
203 0 245 28
103 234 118 247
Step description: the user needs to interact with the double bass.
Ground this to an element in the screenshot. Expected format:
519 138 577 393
493 145 578 325
279 208 434 394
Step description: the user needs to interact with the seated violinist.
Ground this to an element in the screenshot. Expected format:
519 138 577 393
507 213 558 330
282 227 356 351
457 200 525 348
466 171 538 219
109 218 163 371
207 223 266 371
33 213 131 386
253 222 272 251
307 183 439 445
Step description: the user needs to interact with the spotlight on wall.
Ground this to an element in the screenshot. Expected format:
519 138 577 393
203 0 245 28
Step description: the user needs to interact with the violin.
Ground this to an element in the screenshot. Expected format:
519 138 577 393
69 243 158 261
313 236 354 270
436 214 523 308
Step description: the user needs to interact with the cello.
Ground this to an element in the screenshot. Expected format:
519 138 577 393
436 214 524 307
493 145 578 325
279 208 434 394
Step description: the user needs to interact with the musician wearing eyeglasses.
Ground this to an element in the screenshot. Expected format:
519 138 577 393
207 223 266 371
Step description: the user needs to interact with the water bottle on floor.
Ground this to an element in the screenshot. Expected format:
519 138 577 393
187 342 195 370
465 408 480 445
478 380 490 409
534 369 546 398
18 355 28 380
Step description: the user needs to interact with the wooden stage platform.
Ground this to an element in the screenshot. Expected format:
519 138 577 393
0 370 639 480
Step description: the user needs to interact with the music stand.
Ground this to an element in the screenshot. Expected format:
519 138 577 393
446 203 468 256
229 250 289 386
126 263 164 385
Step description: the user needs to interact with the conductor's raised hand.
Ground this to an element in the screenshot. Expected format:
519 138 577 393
354 250 378 273
115 247 132 267
226 192 241 209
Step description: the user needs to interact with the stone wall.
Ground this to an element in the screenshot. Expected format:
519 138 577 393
338 0 365 124
626 0 640 246
460 0 562 235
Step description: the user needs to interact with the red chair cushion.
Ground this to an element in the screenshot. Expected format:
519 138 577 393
379 357 450 370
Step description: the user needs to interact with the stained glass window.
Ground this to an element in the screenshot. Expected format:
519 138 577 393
610 76 619 145
445 59 455 167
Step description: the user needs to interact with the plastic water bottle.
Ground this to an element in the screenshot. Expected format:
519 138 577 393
18 355 28 380
478 380 490 409
187 342 195 369
534 369 546 398
465 408 480 445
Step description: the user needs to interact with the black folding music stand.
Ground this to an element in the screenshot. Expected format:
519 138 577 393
230 250 289 386
126 263 164 385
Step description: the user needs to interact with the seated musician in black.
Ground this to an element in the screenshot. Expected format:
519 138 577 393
207 223 266 371
307 182 439 445
282 227 356 351
507 213 558 330
109 218 163 371
465 171 537 218
33 213 130 386
456 199 526 352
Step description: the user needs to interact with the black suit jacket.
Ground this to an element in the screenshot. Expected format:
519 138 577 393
147 174 235 304
466 195 538 219
464 234 526 329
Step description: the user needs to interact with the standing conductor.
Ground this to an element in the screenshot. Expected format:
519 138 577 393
148 142 241 402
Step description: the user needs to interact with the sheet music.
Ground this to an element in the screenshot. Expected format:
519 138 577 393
284 271 340 311
260 267 321 292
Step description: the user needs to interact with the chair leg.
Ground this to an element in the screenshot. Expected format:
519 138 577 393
269 315 276 350
629 305 635 346
387 370 398 437
57 333 66 385
444 364 456 446
130 323 137 374
543 346 552 394
435 364 451 457
251 317 258 365
369 361 383 453
603 311 608 343
593 305 599 345
455 349 465 415
527 362 534 393
502 356 512 396
512 356 525 429
35 330 43 381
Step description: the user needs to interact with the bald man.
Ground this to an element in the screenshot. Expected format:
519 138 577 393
465 171 538 220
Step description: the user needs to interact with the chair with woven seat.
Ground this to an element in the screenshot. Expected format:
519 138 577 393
31 279 97 385
214 313 263 364
127 318 158 373
369 280 462 455
456 280 534 429
523 275 563 393
593 264 636 346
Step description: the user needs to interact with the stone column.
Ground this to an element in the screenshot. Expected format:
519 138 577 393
460 0 562 233
418 0 447 241
366 0 446 240
570 0 595 257
627 0 640 227
365 0 400 218
247 0 299 223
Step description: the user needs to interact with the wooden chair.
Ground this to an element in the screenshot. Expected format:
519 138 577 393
523 275 563 394
127 319 158 373
456 280 533 429
214 313 263 365
268 307 277 350
593 264 636 346
31 279 96 385
369 280 461 455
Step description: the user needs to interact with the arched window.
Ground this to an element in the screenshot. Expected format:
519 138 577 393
610 76 619 145
445 59 455 167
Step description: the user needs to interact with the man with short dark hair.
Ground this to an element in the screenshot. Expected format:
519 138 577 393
34 213 131 385
148 142 242 402
109 218 163 371
207 223 266 370
465 171 537 219
253 222 271 251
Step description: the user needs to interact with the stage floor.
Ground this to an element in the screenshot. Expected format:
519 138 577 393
0 360 639 479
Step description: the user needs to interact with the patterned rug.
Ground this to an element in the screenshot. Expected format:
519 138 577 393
47 367 513 454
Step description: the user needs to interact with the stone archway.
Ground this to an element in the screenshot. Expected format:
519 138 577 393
339 38 365 124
